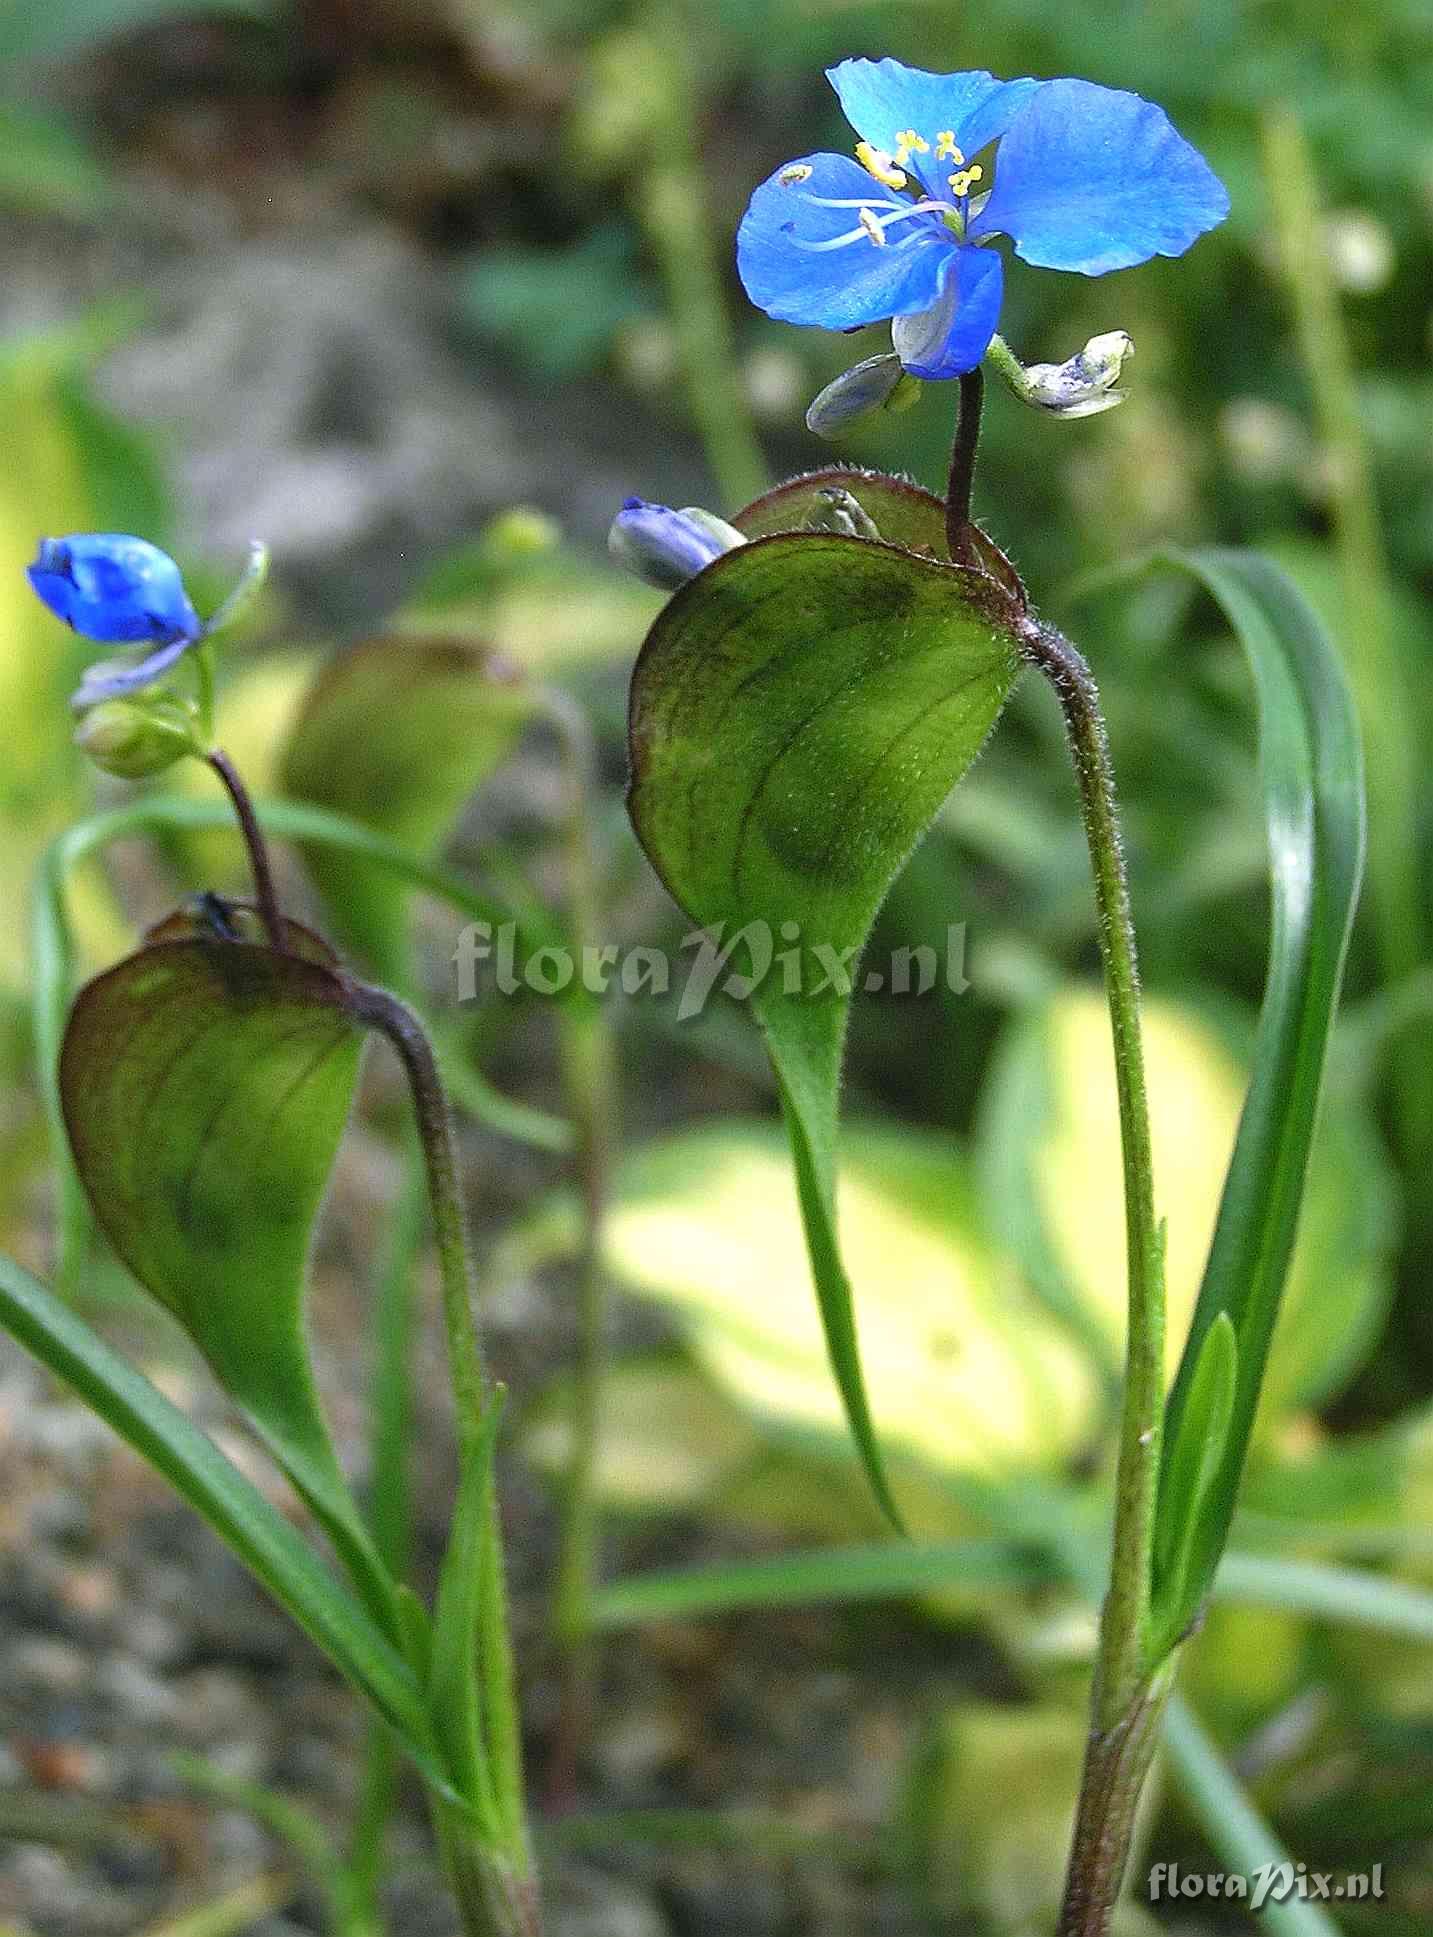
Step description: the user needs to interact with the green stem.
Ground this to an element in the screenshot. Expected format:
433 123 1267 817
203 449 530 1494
1021 619 1166 1720
343 983 535 1937
193 639 218 747
536 690 618 1805
634 14 766 507
433 1800 541 1937
345 1134 428 1936
1056 1663 1175 1937
344 984 487 1449
1016 620 1167 1935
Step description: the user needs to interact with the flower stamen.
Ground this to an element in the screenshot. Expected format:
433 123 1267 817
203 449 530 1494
858 206 887 246
894 128 930 164
779 163 814 186
935 132 964 163
949 165 983 198
855 140 907 190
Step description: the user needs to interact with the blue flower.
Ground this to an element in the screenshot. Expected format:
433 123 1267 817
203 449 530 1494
29 534 204 705
609 498 747 589
737 60 1228 380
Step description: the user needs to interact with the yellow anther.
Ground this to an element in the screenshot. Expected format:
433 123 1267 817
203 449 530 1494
779 162 814 185
855 140 907 190
935 132 963 163
949 164 983 198
858 206 887 246
894 128 930 161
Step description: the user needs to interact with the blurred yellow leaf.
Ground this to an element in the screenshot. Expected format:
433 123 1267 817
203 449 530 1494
605 1123 1099 1492
1032 989 1393 1419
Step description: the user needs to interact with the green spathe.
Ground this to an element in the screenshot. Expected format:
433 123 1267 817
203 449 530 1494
59 915 396 1637
628 520 1023 1521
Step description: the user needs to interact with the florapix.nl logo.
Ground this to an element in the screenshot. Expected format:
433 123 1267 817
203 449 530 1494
452 920 971 1020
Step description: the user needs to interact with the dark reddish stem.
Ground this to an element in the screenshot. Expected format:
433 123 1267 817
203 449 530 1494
205 750 287 953
944 366 985 563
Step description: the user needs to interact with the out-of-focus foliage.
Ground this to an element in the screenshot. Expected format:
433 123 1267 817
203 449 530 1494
0 0 273 65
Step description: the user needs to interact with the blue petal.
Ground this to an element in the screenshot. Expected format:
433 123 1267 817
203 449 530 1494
968 79 1229 274
610 500 734 588
28 533 201 646
737 151 953 331
827 59 1042 197
892 245 1004 379
71 635 196 708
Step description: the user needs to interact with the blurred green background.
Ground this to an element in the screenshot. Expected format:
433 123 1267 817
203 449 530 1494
0 2 1431 1934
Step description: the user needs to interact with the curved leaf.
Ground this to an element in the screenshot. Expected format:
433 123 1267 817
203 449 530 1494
732 468 952 553
628 530 1022 1522
1148 549 1366 1645
59 913 397 1636
732 466 1025 607
280 635 532 978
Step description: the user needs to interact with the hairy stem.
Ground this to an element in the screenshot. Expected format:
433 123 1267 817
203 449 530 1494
344 984 487 1450
345 984 536 1936
1057 1666 1174 1937
346 1135 428 1934
944 367 985 562
1016 621 1167 1935
205 750 287 954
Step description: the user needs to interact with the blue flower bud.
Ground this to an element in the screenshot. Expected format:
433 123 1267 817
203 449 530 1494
805 352 922 439
608 499 746 590
989 330 1135 418
28 534 202 648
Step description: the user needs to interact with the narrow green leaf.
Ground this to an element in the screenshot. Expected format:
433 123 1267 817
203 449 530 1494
1149 549 1365 1631
1152 1311 1237 1634
1162 1694 1344 1937
1213 1552 1433 1643
628 529 1021 1524
280 635 531 979
429 1392 507 1838
591 1537 1047 1629
59 912 397 1639
0 1252 430 1751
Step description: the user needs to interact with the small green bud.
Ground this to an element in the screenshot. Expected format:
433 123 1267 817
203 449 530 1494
805 353 924 439
987 330 1134 418
74 697 199 778
803 486 882 541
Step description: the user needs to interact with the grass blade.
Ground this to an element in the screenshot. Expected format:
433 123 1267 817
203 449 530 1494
1147 549 1364 1647
1162 1693 1343 1937
0 1251 437 1769
591 1538 1047 1628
